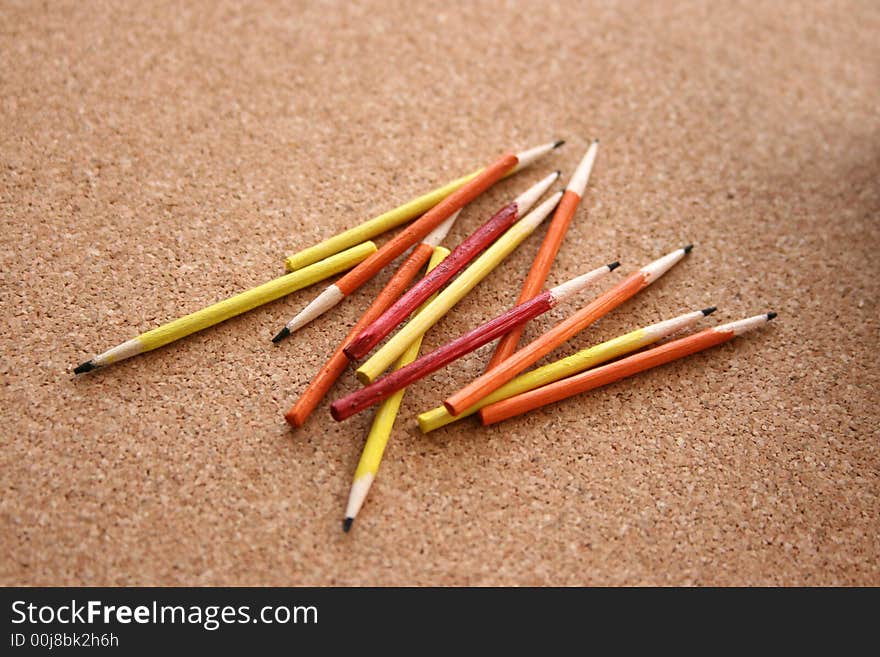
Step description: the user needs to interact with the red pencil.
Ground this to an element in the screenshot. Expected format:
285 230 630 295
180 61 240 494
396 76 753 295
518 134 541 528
329 262 618 421
343 171 560 361
480 312 777 424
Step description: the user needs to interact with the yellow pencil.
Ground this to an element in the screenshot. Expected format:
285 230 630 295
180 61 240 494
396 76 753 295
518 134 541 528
343 246 450 532
355 191 563 384
416 307 715 433
283 143 561 272
73 241 377 374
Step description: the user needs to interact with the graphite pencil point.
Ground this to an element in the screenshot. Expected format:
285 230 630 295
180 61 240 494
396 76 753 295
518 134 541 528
607 261 620 271
593 138 600 143
73 360 96 375
343 517 353 533
683 244 694 254
553 139 565 149
271 327 291 344
701 306 717 316
767 311 777 320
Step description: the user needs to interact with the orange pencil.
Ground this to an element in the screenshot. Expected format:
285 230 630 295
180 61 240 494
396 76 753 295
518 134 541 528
445 245 693 416
272 140 564 342
481 312 777 424
284 212 461 427
484 140 599 371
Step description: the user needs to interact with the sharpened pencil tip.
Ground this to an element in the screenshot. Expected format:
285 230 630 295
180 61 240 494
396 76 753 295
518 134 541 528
554 170 562 177
553 139 565 149
607 261 620 271
271 327 291 343
593 138 600 144
701 306 717 316
766 311 777 320
74 360 96 375
683 244 694 254
343 517 353 533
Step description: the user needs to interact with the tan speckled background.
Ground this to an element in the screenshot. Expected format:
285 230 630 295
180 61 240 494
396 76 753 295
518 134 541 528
2 1 878 586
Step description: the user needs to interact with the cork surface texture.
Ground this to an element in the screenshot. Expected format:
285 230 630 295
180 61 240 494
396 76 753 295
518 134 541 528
2 1 878 585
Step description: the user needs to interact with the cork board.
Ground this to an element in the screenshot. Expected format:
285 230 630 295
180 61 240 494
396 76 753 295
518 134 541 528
2 1 878 586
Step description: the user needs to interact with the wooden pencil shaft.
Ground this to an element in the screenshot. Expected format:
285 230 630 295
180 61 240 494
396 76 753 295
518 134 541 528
443 270 646 415
355 191 563 384
142 243 378 349
331 292 554 421
345 171 559 361
284 172 478 271
344 203 519 361
284 241 434 427
353 249 449 471
520 191 582 298
79 241 376 372
285 138 560 273
486 144 598 368
444 245 691 415
418 308 706 433
344 247 450 524
334 154 518 296
486 189 582 369
481 327 735 425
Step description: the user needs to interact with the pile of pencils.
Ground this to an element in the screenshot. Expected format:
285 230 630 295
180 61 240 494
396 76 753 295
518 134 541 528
74 139 775 532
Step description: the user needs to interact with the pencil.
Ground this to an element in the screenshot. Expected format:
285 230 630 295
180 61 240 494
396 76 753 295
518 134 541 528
417 306 715 433
283 142 561 272
484 140 599 370
343 246 450 532
480 312 777 424
331 262 617 421
272 140 564 342
444 245 693 416
72 241 377 375
343 171 560 362
355 191 564 384
283 211 462 428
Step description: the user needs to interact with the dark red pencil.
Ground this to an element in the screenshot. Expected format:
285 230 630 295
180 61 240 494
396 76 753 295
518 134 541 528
330 262 618 421
342 171 560 362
